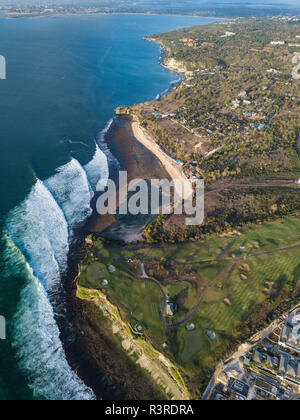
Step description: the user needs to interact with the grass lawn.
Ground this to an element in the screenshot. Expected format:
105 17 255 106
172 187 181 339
79 262 108 289
94 216 300 264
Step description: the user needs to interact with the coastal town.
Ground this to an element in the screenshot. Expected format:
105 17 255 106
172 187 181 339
0 3 104 17
135 19 300 184
205 306 300 400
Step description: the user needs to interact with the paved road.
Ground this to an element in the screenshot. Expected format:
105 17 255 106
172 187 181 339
139 260 169 328
140 262 149 279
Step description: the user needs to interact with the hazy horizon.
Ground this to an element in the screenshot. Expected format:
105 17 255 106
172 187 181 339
0 0 299 7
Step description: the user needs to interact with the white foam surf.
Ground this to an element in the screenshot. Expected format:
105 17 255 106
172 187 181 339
44 158 93 230
5 180 69 291
84 144 109 192
98 118 114 142
4 142 109 399
3 237 95 401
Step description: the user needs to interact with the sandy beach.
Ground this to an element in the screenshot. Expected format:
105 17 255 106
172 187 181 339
131 121 188 193
87 117 170 240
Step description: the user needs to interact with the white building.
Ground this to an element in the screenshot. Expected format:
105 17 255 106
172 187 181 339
278 354 300 387
186 324 195 331
279 308 300 353
270 41 285 46
221 31 236 38
232 99 241 109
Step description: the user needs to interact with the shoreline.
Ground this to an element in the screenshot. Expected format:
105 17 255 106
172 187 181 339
63 20 194 399
131 121 188 188
87 32 187 239
57 16 300 401
87 116 170 241
75 283 189 400
64 243 171 400
146 37 190 76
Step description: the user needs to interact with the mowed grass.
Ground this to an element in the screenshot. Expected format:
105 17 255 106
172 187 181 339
110 276 165 344
82 242 165 344
79 262 108 289
181 330 204 363
194 261 229 283
193 249 300 333
177 247 300 372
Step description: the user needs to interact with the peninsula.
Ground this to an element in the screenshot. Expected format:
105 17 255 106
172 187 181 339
74 17 300 400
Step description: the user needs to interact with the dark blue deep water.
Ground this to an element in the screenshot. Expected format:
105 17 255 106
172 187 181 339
0 14 217 400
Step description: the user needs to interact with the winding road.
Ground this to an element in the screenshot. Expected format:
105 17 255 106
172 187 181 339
136 241 300 329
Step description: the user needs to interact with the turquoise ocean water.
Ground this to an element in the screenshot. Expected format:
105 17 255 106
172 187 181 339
0 14 217 400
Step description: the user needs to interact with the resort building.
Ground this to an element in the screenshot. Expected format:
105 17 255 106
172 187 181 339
252 349 279 371
270 41 285 45
279 309 300 353
221 32 236 38
278 354 300 388
179 38 198 47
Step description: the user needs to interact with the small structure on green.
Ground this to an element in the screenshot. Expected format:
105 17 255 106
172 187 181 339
207 331 216 341
108 265 116 273
166 301 175 316
186 324 195 331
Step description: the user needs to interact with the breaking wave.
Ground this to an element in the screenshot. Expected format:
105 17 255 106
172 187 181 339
4 141 109 400
3 237 95 400
84 144 109 192
5 180 69 291
44 158 93 231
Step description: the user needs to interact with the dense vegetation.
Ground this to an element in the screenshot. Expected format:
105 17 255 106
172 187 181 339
127 18 300 242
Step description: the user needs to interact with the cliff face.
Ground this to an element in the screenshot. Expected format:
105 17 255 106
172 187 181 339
163 56 189 75
69 286 167 400
115 106 132 116
76 286 190 401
